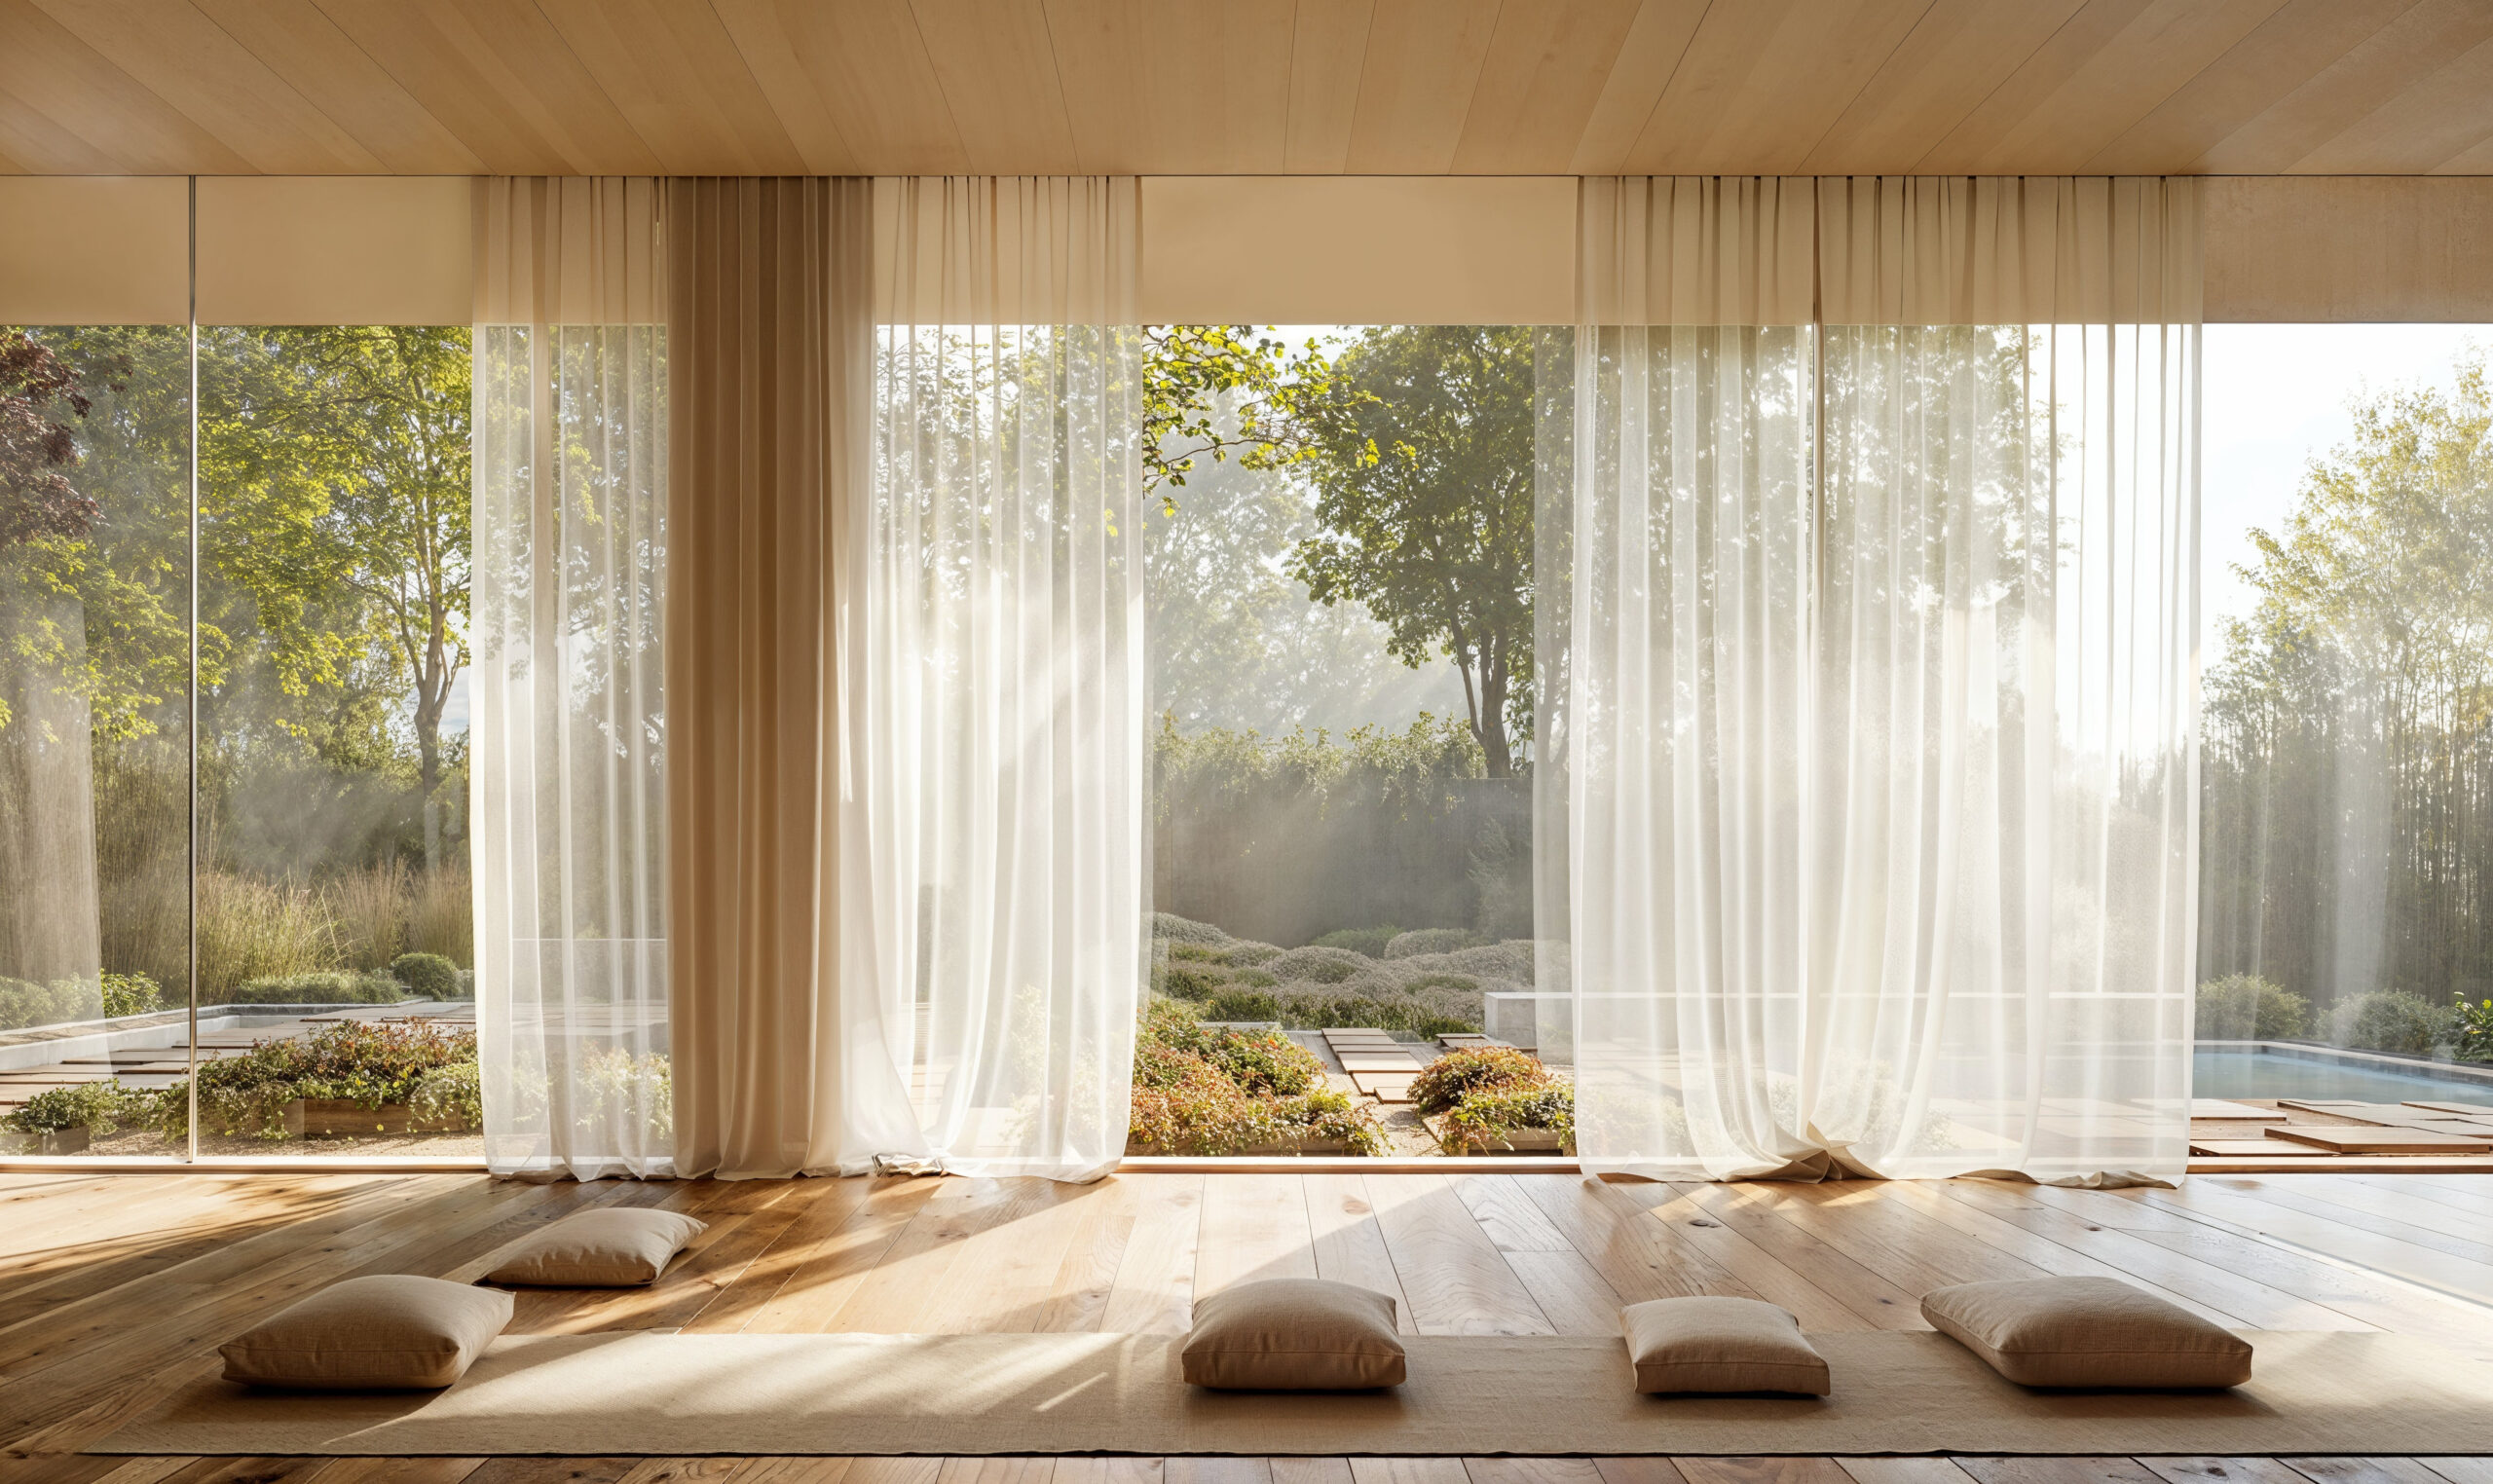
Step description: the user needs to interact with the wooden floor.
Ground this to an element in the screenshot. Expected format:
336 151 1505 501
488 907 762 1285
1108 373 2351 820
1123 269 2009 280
10 1169 2493 1484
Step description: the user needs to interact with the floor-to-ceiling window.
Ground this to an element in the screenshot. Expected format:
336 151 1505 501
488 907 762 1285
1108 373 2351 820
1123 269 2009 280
2196 323 2493 1102
1141 324 1564 1159
0 320 192 1157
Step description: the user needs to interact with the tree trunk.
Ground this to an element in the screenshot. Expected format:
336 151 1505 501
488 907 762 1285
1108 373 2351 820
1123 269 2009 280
1476 660 1512 777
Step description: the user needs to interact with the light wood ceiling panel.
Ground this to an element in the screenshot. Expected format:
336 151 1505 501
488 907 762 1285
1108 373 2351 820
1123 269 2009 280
1450 0 1643 176
27 0 384 171
2186 0 2493 172
310 0 662 174
1341 0 1502 174
1565 0 1709 174
533 0 807 174
191 0 485 173
715 0 957 176
4 0 2493 178
1916 0 2295 174
1281 0 1371 173
2293 29 2493 172
1799 0 2092 174
908 0 1077 174
0 0 253 173
1630 0 1937 174
1047 0 1293 174
2080 0 2416 173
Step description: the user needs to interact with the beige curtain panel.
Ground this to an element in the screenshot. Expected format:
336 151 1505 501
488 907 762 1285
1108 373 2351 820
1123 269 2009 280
666 177 874 1180
472 177 673 1179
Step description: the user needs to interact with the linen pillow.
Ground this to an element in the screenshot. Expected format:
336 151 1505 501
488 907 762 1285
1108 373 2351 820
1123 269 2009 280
1619 1295 1831 1395
483 1207 707 1286
1920 1276 2252 1389
1181 1279 1406 1390
221 1275 513 1390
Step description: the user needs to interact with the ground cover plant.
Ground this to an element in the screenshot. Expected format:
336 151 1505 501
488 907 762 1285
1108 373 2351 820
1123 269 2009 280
160 1019 480 1139
1150 910 1531 1038
1409 1044 1573 1154
1128 998 1382 1156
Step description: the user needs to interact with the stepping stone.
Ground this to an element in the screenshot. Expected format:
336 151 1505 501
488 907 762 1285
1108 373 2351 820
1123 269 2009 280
2190 1138 2332 1157
2405 1100 2493 1118
2190 1098 2273 1121
2264 1125 2493 1154
1351 1072 1418 1103
1336 1055 1423 1073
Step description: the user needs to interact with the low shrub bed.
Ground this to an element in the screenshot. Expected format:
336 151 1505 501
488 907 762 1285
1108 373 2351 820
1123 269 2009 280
161 1020 481 1139
1129 1000 1383 1156
224 970 408 1007
1410 1045 1573 1154
1150 911 1528 1037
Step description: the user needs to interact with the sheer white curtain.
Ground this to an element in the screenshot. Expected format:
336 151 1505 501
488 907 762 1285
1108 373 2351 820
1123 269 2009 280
1545 175 2198 1182
472 177 674 1179
837 176 1145 1179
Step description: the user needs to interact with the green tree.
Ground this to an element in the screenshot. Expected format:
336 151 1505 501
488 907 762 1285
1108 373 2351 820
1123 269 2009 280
204 326 471 798
1285 326 1537 776
2202 354 2493 1007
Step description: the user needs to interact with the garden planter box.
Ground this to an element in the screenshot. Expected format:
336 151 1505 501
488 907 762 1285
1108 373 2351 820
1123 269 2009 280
1422 1114 1568 1155
293 1100 480 1137
0 1125 92 1155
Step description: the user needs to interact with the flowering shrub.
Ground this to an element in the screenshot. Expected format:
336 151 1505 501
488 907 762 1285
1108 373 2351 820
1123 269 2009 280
1129 1000 1382 1155
2453 997 2493 1063
162 1020 478 1139
1408 1045 1550 1114
1440 1085 1574 1154
3 1080 157 1135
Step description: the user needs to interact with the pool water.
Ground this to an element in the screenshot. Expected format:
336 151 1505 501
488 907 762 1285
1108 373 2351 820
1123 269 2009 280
2194 1046 2493 1104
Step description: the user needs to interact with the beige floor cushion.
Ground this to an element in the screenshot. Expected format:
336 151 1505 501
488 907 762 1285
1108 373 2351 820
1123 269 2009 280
221 1275 514 1391
484 1207 708 1286
1181 1279 1406 1390
1921 1276 2252 1389
1619 1295 1832 1395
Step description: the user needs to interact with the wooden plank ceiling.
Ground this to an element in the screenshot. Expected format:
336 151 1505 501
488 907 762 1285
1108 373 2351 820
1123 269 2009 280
1 0 2492 177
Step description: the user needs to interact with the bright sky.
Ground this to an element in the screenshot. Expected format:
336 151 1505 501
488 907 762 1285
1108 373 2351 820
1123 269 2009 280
2202 323 2487 664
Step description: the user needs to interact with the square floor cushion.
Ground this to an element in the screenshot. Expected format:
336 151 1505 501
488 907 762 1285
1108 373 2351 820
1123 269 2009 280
1619 1295 1832 1395
221 1275 513 1390
1181 1278 1406 1390
484 1207 707 1286
1920 1275 2252 1389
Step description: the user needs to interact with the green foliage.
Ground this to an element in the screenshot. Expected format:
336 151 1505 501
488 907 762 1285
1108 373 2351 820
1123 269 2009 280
1408 1045 1552 1115
2451 997 2493 1063
1311 925 1399 958
2202 354 2493 1008
1154 958 1228 1003
408 1060 483 1130
161 1019 476 1139
2333 989 2452 1056
0 976 99 1030
225 970 405 1006
1387 928 1488 959
390 951 459 1000
1440 1085 1574 1155
1142 325 1358 505
1128 999 1381 1156
577 1045 673 1141
1204 987 1284 1023
2194 975 2311 1041
3 1080 157 1135
100 972 161 1018
1284 326 1538 775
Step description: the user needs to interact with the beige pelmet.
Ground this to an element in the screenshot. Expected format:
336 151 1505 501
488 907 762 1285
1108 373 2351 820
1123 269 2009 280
665 177 874 1180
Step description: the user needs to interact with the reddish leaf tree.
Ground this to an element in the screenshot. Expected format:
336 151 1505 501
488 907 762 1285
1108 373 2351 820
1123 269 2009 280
0 329 105 548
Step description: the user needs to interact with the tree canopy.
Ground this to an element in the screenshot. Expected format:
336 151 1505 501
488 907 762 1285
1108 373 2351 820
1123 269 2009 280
1284 326 1537 776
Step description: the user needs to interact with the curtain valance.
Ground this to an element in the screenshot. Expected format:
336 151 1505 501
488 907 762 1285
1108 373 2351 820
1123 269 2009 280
1579 174 2202 327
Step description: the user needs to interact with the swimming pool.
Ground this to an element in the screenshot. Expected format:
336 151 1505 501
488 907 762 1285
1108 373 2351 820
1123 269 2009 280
2195 1044 2493 1104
